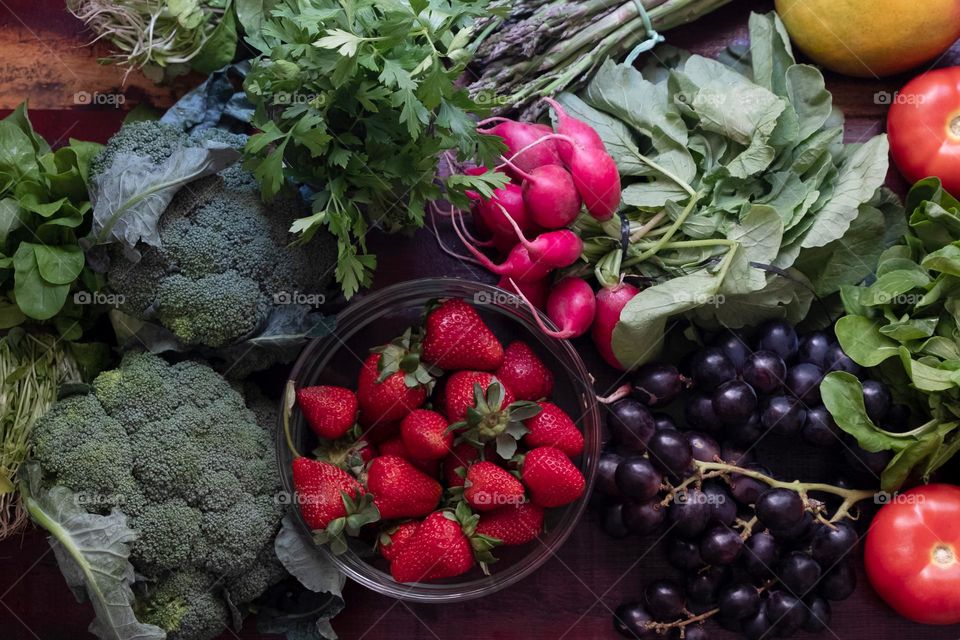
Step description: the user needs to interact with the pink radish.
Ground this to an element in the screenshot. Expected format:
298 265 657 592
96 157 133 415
542 97 606 163
479 182 538 238
499 276 550 310
451 211 553 283
477 119 562 179
497 203 583 269
511 276 596 339
499 158 582 229
591 282 640 370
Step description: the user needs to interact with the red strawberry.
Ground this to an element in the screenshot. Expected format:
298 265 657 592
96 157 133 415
357 353 427 426
377 436 441 477
523 402 584 457
442 441 482 488
297 385 358 439
366 455 442 520
401 409 453 460
476 502 545 545
292 457 378 554
495 341 554 401
464 461 526 512
422 299 504 371
520 446 585 508
389 503 500 583
378 520 419 562
442 371 514 423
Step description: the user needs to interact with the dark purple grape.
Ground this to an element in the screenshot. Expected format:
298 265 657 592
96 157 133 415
712 380 758 425
632 363 684 407
652 412 677 432
882 403 912 432
725 412 764 446
786 363 823 404
685 565 731 605
811 521 858 565
716 331 751 372
802 406 840 447
666 537 703 571
685 391 723 432
720 443 755 466
728 463 770 504
597 451 624 496
741 602 771 640
668 489 710 538
686 431 721 462
861 379 892 423
684 625 710 640
769 511 816 542
602 502 631 538
819 559 857 601
623 500 666 535
825 343 862 375
761 395 806 435
608 400 656 452
766 591 808 635
803 595 831 632
644 579 685 620
844 444 892 477
615 457 662 501
742 350 786 394
613 603 656 639
700 524 743 565
702 480 736 525
743 531 779 577
646 430 693 478
756 488 805 529
797 331 832 368
755 320 798 361
777 551 822 595
690 347 737 390
718 583 760 620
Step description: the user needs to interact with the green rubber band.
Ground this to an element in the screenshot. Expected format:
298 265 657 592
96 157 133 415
624 0 666 66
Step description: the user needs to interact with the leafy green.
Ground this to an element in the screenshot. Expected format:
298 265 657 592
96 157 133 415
0 104 102 327
243 0 508 297
568 13 898 367
828 177 960 489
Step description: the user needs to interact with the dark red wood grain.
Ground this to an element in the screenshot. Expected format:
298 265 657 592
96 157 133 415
2 1 960 639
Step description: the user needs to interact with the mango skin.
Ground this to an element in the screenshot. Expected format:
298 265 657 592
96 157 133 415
775 0 960 77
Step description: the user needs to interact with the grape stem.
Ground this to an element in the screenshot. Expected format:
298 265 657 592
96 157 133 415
736 515 758 540
693 460 875 522
647 581 774 634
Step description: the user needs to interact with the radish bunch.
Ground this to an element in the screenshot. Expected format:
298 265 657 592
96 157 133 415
445 98 637 369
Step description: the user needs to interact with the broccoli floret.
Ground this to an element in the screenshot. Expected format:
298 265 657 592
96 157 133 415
100 122 338 370
31 352 285 640
90 121 248 178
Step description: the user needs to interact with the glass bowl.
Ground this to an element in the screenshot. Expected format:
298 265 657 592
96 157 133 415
278 277 601 603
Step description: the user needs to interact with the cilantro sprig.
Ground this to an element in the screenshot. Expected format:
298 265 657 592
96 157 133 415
244 0 508 298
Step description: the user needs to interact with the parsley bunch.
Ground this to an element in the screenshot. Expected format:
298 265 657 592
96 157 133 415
243 0 508 297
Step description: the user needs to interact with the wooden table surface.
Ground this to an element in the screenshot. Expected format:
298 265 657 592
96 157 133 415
3 1 960 639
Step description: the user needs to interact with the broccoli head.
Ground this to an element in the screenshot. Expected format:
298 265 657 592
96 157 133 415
31 352 286 640
97 121 337 369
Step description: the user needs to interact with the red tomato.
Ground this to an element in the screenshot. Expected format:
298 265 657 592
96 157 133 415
864 484 960 625
887 67 960 197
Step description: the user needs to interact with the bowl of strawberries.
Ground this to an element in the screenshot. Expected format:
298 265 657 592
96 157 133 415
278 277 601 602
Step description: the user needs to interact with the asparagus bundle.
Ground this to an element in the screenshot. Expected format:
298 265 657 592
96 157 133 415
468 0 732 118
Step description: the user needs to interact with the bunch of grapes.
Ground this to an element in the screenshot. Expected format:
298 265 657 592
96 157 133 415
596 321 884 639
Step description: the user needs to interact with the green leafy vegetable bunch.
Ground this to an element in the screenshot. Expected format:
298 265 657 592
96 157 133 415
821 178 960 491
243 0 509 297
